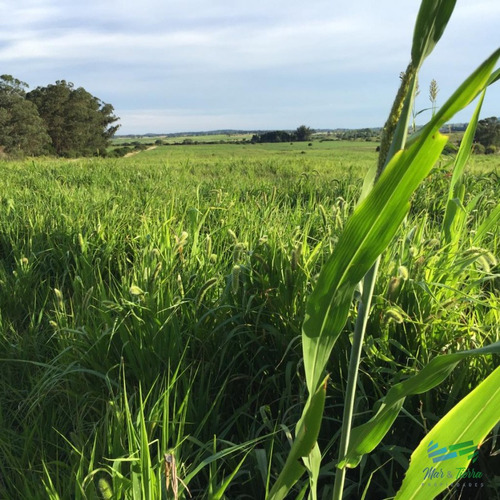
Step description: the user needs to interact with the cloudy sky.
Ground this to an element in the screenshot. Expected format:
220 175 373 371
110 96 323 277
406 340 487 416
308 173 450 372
1 0 499 135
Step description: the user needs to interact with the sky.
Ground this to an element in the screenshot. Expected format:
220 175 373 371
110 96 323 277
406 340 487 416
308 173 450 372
1 0 499 135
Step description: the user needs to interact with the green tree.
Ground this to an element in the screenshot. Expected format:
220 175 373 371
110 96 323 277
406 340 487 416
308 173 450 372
474 116 500 150
252 130 294 143
0 75 51 156
0 74 29 96
295 125 313 141
27 80 120 157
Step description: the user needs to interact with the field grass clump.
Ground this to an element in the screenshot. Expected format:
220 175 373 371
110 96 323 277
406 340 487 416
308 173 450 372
0 144 499 498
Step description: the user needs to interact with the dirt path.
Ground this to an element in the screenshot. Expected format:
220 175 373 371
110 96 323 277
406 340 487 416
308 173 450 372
124 145 157 157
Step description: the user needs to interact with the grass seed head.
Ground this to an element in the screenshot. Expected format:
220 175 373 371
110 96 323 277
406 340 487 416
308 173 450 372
53 288 64 311
385 307 405 324
291 243 302 271
196 277 218 308
233 242 247 263
177 274 184 297
231 265 241 294
387 277 403 300
476 255 491 272
398 265 409 280
151 261 162 282
129 285 145 296
97 477 113 500
206 234 212 256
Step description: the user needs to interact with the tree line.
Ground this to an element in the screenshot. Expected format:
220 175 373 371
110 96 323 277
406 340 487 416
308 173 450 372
251 125 314 143
0 75 119 157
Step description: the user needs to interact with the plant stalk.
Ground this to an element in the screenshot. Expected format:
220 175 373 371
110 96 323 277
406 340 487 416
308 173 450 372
332 258 380 499
332 62 417 500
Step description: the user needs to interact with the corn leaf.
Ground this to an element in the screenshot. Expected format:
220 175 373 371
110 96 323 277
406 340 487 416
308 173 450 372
385 0 458 168
302 133 447 394
442 89 486 246
268 377 327 500
412 0 457 68
338 342 500 468
395 365 500 499
409 49 500 148
302 442 322 500
272 38 500 500
447 91 486 202
488 67 500 86
303 48 500 396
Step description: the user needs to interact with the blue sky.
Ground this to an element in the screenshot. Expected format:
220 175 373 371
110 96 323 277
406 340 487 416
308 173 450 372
1 0 499 135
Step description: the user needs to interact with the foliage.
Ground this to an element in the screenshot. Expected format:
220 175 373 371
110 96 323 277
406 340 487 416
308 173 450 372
0 75 51 156
395 365 500 499
251 130 295 143
474 116 500 150
252 125 314 143
26 80 120 157
0 76 120 158
337 128 379 141
295 125 314 142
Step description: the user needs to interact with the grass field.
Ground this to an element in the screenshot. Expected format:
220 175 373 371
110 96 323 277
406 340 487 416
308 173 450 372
0 142 499 498
129 140 379 172
111 133 254 145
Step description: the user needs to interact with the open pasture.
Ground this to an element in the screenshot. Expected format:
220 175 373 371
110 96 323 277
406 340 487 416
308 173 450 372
0 142 499 498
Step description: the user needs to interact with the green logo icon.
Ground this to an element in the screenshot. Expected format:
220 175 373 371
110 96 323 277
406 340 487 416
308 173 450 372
427 440 479 463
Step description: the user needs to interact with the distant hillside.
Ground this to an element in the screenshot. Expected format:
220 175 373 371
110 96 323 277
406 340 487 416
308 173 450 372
115 123 471 140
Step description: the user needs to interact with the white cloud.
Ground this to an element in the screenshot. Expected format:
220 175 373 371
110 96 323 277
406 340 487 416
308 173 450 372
0 0 498 133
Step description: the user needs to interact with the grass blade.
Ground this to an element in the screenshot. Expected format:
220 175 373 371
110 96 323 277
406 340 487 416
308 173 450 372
473 202 500 245
442 89 487 247
209 450 251 500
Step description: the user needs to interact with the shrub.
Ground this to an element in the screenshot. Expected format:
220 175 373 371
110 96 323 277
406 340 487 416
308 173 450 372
442 142 458 155
473 143 485 154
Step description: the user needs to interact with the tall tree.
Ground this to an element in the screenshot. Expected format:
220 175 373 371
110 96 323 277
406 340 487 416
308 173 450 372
27 81 120 157
295 125 313 142
474 116 500 149
0 75 51 156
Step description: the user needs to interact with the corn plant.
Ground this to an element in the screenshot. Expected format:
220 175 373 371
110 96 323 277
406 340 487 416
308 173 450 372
268 1 500 498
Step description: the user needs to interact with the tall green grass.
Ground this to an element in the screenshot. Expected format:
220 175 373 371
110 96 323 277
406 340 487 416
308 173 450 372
1 139 498 498
1 10 499 499
0 157 358 498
